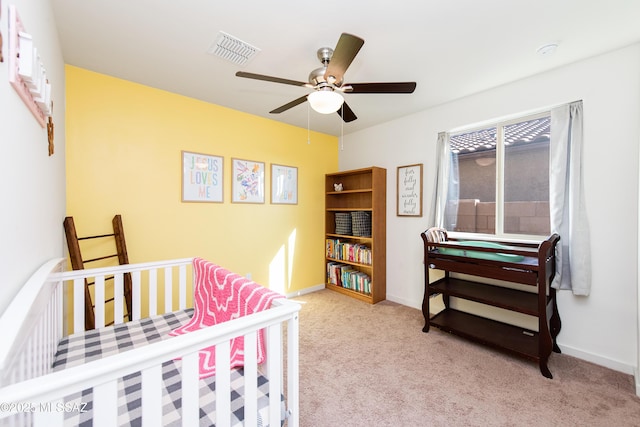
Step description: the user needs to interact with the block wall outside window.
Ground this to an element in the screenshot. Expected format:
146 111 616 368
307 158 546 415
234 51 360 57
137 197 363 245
448 199 550 236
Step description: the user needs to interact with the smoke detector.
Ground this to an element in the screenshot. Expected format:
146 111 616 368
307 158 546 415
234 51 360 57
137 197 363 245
208 31 260 66
536 42 559 57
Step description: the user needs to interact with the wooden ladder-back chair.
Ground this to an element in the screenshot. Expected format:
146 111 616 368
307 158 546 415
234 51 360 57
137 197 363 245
63 215 133 330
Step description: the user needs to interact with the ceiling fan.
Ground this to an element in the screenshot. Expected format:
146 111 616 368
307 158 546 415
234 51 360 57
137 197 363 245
235 33 416 123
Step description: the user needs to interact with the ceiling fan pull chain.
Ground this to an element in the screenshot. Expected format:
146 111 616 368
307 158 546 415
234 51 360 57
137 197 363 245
307 103 311 144
340 104 344 151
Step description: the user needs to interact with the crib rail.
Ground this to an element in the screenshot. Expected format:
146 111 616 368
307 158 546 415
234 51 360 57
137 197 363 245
54 257 194 332
0 258 300 427
0 259 66 388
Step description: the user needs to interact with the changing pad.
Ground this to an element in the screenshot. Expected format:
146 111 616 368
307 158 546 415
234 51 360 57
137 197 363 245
437 240 525 262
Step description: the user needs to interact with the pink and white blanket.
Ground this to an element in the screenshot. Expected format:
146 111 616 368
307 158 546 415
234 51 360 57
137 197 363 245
170 257 284 379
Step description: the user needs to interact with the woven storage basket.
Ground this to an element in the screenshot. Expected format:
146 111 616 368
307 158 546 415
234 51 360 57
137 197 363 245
351 211 371 237
335 212 352 235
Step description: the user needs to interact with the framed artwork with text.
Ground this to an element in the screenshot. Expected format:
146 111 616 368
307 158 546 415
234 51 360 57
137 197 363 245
271 164 298 204
181 151 223 203
397 163 423 216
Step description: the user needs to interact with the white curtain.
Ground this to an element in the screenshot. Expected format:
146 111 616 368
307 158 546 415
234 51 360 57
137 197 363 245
429 132 456 228
549 100 591 295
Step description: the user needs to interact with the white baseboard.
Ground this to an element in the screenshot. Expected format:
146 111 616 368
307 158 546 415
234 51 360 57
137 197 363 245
635 367 640 397
552 343 635 375
286 284 326 299
386 294 421 310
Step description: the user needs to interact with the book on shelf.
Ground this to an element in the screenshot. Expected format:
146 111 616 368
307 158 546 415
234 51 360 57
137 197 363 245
325 238 372 265
326 261 371 295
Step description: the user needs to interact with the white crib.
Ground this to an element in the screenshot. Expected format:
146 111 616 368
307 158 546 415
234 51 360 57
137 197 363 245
0 258 300 427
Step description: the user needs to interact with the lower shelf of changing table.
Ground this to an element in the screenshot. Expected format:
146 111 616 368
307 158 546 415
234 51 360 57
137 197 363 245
429 309 540 362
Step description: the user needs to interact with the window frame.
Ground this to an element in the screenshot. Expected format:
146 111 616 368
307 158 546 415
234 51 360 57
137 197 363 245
447 110 551 241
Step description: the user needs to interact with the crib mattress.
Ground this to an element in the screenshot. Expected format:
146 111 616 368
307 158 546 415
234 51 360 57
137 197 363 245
53 309 282 426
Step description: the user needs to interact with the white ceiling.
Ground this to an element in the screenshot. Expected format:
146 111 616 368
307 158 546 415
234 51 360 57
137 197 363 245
51 0 640 136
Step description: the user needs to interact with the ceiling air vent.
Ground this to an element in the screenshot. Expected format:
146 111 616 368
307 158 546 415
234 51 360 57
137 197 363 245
207 31 260 66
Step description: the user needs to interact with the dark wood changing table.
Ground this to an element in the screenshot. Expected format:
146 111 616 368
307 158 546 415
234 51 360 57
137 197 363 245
420 229 561 378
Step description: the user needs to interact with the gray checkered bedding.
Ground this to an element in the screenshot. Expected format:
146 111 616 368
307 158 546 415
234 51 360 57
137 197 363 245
53 309 284 426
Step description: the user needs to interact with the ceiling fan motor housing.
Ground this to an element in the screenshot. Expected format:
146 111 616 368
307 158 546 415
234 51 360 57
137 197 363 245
309 67 328 86
311 47 342 86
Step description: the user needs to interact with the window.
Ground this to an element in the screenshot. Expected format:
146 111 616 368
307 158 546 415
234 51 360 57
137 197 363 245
432 100 589 293
443 113 550 238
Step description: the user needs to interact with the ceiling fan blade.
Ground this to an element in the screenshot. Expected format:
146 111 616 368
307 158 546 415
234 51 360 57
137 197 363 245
236 71 308 87
346 82 417 94
270 95 308 114
337 102 358 122
324 33 364 84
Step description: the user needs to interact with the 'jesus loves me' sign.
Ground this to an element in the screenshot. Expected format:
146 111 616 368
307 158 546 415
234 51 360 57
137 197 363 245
182 151 224 203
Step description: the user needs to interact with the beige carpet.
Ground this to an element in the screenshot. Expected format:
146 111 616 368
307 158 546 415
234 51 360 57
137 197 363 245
292 289 640 426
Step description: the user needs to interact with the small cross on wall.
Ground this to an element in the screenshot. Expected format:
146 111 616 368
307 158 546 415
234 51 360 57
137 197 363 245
47 116 54 156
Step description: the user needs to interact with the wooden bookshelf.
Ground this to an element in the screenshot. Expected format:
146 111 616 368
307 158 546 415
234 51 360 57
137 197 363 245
325 167 386 303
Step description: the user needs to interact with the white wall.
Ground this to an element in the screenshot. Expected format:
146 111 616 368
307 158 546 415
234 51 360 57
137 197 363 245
0 0 66 314
340 44 640 375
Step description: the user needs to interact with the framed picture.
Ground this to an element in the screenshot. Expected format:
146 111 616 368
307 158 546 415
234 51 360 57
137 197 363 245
397 163 423 216
271 164 298 204
232 158 265 203
181 151 223 203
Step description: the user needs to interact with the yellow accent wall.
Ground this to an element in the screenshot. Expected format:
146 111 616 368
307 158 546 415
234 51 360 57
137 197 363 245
65 66 337 301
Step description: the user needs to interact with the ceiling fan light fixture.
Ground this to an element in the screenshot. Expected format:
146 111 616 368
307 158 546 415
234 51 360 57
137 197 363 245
307 90 344 114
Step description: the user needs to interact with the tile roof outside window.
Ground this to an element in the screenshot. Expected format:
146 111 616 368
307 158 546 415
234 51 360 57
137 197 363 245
450 116 550 154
